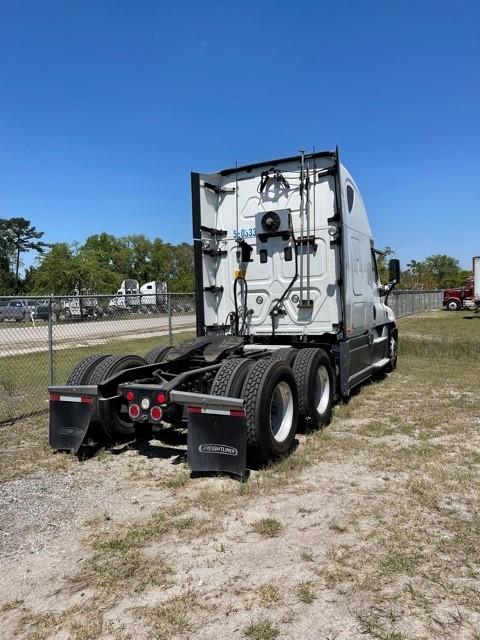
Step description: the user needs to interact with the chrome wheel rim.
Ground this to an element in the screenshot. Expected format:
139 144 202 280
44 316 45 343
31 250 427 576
314 365 330 415
269 381 294 443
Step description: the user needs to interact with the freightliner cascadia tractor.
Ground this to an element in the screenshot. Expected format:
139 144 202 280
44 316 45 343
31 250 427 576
49 148 400 477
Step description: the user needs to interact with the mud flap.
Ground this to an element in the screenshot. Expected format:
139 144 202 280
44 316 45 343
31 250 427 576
49 395 94 453
187 407 247 478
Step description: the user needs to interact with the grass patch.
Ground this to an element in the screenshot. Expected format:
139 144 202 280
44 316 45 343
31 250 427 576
14 607 104 640
0 598 24 611
300 549 314 563
258 582 282 606
244 619 279 640
295 580 316 604
251 518 283 538
77 548 172 595
89 509 215 554
159 468 190 489
135 590 198 639
329 520 348 534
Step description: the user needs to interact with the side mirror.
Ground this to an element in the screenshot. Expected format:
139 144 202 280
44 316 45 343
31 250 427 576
388 258 401 284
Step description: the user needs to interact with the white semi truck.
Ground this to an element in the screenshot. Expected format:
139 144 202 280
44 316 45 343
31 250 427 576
109 279 141 310
140 280 168 311
109 279 168 312
48 148 399 477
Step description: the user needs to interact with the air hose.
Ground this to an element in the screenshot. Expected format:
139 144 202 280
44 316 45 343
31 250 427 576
269 230 299 336
233 276 248 336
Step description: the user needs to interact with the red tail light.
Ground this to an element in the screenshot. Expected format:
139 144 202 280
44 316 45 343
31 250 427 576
150 406 162 421
156 392 166 404
125 390 135 402
128 404 140 419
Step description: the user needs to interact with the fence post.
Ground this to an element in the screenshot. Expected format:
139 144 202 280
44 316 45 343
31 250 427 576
47 295 53 386
168 293 173 346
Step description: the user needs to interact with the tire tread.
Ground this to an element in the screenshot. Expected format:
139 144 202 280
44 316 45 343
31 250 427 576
66 354 110 386
211 358 254 398
145 345 172 364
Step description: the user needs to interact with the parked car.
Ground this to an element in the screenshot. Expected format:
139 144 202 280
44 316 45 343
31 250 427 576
32 300 51 320
0 299 37 322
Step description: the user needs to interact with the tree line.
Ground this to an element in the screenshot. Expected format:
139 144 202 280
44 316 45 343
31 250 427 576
0 218 194 295
0 217 472 296
376 247 471 291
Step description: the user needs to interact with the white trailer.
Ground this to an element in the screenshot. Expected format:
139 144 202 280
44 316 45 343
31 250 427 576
48 148 399 477
474 257 480 305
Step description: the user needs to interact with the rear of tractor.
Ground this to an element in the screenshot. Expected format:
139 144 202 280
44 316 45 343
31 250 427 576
48 336 335 476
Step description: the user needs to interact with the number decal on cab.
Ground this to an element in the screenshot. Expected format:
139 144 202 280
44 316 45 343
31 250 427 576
233 228 256 239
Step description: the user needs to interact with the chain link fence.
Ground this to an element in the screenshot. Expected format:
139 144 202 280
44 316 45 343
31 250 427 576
0 293 196 422
0 289 443 423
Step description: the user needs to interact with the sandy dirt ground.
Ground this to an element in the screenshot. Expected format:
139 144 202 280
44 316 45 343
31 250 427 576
1 313 479 640
0 425 396 640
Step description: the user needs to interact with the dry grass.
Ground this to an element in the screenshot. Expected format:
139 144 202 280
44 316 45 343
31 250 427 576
243 619 279 640
258 582 282 606
78 548 172 595
0 415 74 483
14 606 104 640
303 313 480 638
0 599 24 612
251 518 283 538
135 590 198 639
295 581 316 604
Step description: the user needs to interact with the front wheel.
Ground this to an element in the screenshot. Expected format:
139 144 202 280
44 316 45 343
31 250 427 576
386 328 398 372
446 299 461 311
241 359 298 465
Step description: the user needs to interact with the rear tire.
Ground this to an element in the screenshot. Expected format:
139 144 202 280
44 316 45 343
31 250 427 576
241 359 298 465
269 347 298 366
88 355 148 440
210 358 255 398
66 354 111 385
293 348 334 429
145 345 173 364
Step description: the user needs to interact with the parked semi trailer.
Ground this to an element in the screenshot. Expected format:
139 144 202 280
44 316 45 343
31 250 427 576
48 148 400 476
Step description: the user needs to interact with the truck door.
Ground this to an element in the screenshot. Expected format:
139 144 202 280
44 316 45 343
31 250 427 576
339 173 378 389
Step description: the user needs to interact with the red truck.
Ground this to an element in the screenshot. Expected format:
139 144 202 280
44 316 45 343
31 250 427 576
443 257 480 310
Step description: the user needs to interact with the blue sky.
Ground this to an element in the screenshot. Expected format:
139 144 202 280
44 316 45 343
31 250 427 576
0 0 478 270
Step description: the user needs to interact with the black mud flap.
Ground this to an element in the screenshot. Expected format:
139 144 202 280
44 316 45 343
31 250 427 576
187 407 247 478
49 395 94 453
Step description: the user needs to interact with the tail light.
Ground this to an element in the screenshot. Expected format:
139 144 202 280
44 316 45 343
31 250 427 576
128 404 140 419
125 390 135 402
150 406 163 421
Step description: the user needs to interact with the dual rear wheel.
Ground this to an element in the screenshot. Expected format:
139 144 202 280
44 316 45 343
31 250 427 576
66 344 335 462
66 353 147 442
210 347 335 465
